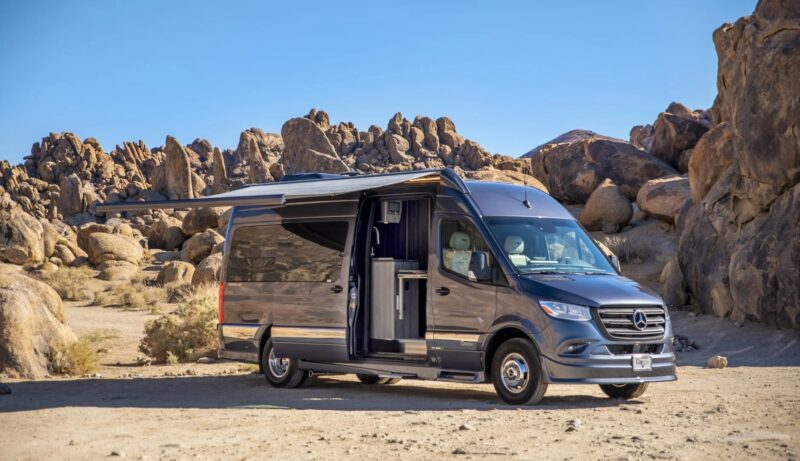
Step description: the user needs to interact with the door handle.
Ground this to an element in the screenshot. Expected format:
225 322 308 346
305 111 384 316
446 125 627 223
331 285 343 293
435 287 450 296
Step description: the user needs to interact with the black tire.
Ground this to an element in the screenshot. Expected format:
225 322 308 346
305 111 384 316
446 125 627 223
491 338 548 405
261 338 306 388
356 374 401 385
599 383 649 399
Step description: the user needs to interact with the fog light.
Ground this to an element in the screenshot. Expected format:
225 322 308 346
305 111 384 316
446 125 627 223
564 342 588 354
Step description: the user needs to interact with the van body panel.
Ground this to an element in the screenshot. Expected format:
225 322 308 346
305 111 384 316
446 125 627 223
222 199 358 362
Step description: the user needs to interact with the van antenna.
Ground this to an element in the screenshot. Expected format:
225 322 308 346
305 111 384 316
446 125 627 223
523 189 532 209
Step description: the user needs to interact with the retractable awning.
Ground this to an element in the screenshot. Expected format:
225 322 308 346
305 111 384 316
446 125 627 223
95 169 444 213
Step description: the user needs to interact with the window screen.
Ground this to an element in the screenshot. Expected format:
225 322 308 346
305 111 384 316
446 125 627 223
226 221 348 283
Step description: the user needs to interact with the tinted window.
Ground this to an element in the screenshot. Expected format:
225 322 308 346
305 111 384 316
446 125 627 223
227 221 348 282
440 219 490 280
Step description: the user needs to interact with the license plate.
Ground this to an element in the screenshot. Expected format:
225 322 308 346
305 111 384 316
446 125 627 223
632 354 652 371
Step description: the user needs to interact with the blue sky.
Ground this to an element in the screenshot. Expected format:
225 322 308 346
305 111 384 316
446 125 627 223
0 1 755 164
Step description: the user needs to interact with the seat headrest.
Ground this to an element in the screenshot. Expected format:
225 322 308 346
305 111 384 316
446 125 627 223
449 232 471 251
504 235 525 254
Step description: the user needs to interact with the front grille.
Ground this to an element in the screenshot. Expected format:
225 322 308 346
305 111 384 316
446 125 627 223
596 305 666 340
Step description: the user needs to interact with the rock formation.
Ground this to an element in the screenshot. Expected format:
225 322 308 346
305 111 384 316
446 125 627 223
0 264 77 378
678 0 800 327
529 137 677 203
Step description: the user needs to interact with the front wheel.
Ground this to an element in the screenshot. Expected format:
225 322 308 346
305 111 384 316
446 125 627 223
491 338 548 405
599 383 649 399
261 338 308 388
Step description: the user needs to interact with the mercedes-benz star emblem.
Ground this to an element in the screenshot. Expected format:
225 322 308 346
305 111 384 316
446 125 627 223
632 309 648 330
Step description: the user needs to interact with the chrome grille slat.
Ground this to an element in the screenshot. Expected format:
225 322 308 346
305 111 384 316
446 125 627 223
597 305 666 339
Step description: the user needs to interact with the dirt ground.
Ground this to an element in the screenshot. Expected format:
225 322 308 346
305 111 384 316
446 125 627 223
1 304 799 460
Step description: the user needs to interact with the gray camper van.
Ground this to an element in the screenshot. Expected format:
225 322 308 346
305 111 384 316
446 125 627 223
99 168 675 405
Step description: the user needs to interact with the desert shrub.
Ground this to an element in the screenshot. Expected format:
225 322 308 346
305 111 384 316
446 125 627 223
139 285 218 363
39 266 94 301
103 284 166 312
598 234 652 264
92 289 114 307
50 338 100 375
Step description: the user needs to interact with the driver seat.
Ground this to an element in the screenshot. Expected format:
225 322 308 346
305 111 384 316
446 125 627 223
443 231 472 277
504 235 528 268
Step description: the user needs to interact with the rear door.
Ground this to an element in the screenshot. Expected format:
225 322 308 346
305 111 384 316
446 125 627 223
226 216 355 362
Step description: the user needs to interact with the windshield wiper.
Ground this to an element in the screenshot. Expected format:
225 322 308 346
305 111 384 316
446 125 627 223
524 270 571 275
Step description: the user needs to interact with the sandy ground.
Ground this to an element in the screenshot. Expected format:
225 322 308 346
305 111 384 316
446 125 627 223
1 304 799 460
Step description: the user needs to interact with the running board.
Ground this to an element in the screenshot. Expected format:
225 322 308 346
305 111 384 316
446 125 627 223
297 359 485 383
437 371 484 383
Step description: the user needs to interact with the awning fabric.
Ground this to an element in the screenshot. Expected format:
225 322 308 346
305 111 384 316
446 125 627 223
95 170 440 213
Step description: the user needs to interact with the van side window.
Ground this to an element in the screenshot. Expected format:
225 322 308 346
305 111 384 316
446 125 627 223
226 221 348 283
440 219 490 280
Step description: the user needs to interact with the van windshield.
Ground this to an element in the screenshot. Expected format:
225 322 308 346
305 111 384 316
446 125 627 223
485 217 616 275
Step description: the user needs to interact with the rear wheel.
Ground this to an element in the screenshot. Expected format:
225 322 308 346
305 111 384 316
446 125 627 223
599 383 649 399
491 338 548 405
261 338 307 388
356 374 401 385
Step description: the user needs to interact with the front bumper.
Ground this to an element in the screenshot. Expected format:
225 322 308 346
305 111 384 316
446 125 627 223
534 316 677 384
542 351 676 384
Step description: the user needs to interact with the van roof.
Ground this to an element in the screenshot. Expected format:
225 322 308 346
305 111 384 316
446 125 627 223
465 181 574 220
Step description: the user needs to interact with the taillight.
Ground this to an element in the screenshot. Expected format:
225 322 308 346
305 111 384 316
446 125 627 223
218 282 225 324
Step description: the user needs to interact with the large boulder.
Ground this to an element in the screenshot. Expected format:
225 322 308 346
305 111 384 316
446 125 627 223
529 136 677 203
157 260 196 285
464 168 549 193
57 173 84 218
181 207 225 236
649 112 709 170
679 0 800 327
280 117 349 174
192 252 222 286
97 260 139 281
162 136 194 199
148 216 186 251
579 179 632 233
636 176 692 223
86 233 144 265
180 229 224 264
0 197 45 265
0 264 76 378
688 122 734 204
211 147 228 194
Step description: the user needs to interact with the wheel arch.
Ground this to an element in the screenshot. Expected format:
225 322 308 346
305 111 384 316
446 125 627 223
256 324 272 373
483 320 543 379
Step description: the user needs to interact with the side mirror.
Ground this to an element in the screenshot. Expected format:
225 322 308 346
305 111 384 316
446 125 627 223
609 254 621 273
469 251 492 281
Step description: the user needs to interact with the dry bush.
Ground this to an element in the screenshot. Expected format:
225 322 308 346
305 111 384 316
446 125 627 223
39 266 94 301
92 289 114 307
598 234 652 264
139 285 219 363
50 338 100 375
100 284 166 312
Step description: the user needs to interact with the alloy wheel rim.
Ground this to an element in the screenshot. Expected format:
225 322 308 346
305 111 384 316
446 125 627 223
500 352 530 394
268 348 290 379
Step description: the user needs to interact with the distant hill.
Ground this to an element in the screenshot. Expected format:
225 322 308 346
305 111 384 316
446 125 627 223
520 129 621 158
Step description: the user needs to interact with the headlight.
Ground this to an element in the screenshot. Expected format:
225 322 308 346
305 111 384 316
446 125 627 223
539 301 592 322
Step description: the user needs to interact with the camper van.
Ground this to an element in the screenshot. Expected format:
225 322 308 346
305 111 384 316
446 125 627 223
99 168 675 405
